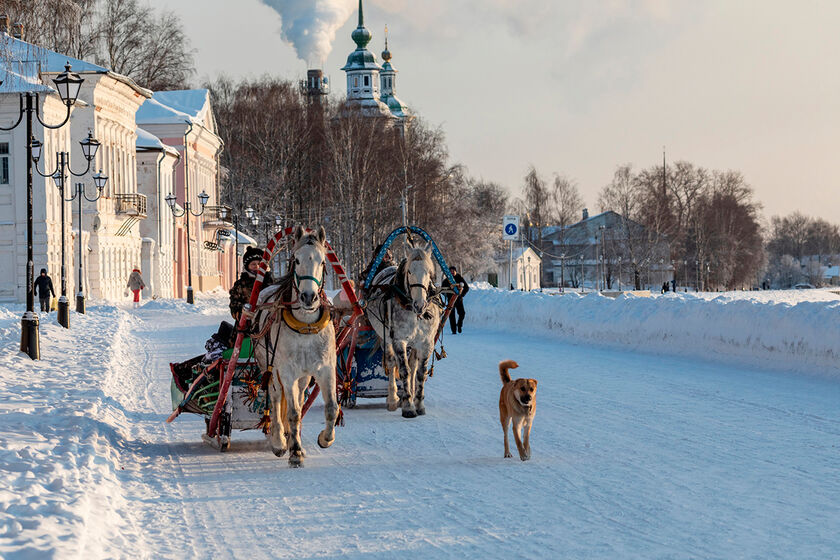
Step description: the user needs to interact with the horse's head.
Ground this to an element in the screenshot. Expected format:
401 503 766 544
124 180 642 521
404 242 436 315
292 225 328 312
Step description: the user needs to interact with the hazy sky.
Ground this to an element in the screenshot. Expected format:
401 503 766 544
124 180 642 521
149 0 840 223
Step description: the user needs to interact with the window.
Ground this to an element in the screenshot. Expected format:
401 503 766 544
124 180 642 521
0 142 8 184
354 77 359 87
364 75 369 87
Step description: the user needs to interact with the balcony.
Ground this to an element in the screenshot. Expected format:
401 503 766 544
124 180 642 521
115 193 147 218
203 205 234 228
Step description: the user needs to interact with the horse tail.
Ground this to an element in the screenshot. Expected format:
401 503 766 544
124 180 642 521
499 360 518 384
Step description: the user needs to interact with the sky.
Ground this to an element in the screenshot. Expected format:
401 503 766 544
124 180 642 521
148 0 840 223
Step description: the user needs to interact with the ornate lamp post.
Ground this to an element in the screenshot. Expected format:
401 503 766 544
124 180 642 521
34 131 101 328
67 171 107 313
0 64 84 358
166 190 209 304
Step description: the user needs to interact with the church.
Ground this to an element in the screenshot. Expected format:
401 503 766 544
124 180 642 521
341 0 411 127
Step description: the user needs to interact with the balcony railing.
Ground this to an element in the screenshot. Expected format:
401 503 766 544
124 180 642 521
115 193 147 217
203 205 234 227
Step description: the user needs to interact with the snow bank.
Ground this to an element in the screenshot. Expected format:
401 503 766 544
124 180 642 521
466 286 840 377
0 305 147 557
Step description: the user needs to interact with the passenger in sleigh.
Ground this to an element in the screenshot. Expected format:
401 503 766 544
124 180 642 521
229 246 274 321
360 244 395 296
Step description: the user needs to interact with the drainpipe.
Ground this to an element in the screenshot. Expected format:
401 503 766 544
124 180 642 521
183 120 194 297
156 151 164 255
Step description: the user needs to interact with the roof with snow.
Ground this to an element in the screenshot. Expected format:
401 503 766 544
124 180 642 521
136 90 214 128
136 127 179 157
495 246 541 263
0 62 53 94
0 32 150 97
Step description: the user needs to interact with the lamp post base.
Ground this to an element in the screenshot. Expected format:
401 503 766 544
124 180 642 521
76 293 85 314
57 296 70 328
19 311 40 360
187 287 194 304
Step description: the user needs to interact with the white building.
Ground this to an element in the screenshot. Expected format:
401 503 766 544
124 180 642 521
47 58 153 302
495 247 542 291
0 52 73 303
0 29 152 305
135 127 179 299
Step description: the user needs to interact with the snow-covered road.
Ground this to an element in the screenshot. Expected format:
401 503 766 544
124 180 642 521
2 296 839 559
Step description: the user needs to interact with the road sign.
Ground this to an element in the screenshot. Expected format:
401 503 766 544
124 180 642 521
503 215 520 241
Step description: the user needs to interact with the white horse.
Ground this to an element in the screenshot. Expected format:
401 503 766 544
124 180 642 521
365 244 441 418
253 226 338 467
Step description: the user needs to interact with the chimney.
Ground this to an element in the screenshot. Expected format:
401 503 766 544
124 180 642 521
12 22 23 40
582 208 589 220
0 15 9 35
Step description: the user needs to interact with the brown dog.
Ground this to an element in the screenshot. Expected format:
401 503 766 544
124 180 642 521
498 360 537 461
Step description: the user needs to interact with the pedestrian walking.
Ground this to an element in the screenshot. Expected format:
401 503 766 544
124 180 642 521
127 267 145 308
33 268 55 313
442 265 469 334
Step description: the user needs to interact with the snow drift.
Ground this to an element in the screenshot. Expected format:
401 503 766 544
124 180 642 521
465 287 840 377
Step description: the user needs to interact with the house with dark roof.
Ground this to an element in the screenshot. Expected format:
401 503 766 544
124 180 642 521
539 209 672 290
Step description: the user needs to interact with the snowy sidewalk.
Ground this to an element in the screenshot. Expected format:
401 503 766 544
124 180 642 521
1 295 839 559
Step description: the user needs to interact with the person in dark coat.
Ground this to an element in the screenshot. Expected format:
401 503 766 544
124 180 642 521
229 246 272 320
442 265 469 334
33 268 55 313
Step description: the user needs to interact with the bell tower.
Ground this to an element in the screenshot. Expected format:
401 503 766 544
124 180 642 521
341 0 391 117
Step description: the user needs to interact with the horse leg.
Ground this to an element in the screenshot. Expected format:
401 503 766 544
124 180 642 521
385 348 400 412
316 365 339 449
267 378 287 457
414 349 430 416
286 375 306 467
397 345 417 418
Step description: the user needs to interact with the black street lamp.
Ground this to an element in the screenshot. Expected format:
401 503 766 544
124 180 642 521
68 172 107 314
217 206 240 278
166 190 209 304
35 130 101 328
0 63 84 359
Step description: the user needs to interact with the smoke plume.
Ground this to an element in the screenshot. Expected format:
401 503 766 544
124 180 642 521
261 0 356 66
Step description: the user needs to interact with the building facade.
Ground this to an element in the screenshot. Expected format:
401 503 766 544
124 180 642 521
540 210 672 291
136 127 179 299
135 90 232 298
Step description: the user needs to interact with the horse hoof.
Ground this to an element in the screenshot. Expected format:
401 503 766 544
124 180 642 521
415 408 426 416
504 452 513 458
318 432 334 449
272 447 287 457
289 451 304 467
402 409 417 419
387 402 399 412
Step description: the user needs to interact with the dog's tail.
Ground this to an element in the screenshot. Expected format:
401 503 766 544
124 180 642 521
499 360 519 384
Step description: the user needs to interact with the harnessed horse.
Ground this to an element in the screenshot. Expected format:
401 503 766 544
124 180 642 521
252 225 338 467
365 243 442 418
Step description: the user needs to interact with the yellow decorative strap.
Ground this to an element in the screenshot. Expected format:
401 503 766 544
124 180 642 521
281 307 331 335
